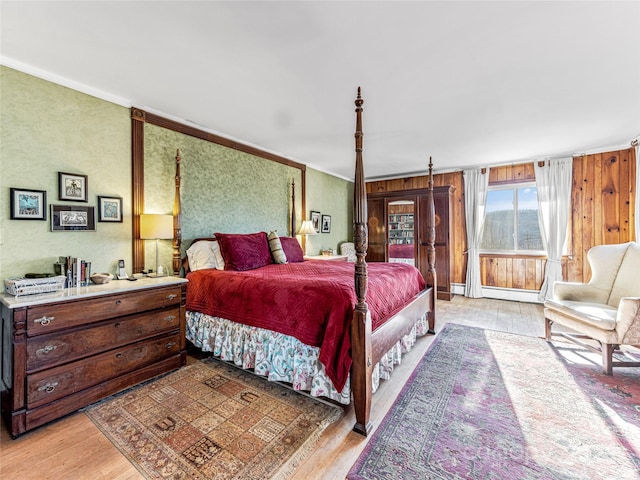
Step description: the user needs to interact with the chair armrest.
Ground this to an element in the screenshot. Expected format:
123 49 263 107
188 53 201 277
616 297 640 344
553 281 609 304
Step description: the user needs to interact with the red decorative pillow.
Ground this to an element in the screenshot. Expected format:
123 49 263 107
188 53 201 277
279 236 305 262
214 232 273 271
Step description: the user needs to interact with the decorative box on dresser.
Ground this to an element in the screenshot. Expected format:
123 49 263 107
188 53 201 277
0 276 187 438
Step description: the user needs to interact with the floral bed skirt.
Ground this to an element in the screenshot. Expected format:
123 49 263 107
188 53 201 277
186 311 430 405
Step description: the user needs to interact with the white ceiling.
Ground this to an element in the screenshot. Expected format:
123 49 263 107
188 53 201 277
2 1 639 180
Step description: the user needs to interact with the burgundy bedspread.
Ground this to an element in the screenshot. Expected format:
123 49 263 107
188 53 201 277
186 261 426 391
389 243 414 259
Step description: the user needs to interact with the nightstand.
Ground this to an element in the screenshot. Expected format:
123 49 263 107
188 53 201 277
304 254 349 261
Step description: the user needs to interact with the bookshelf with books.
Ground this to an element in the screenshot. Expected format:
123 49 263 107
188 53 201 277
388 213 414 245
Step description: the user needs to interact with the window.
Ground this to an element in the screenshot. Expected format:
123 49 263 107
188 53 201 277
480 183 543 253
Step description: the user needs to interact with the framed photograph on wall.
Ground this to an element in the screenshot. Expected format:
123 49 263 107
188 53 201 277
321 214 331 233
310 210 321 233
51 205 96 231
10 188 47 220
98 196 123 222
58 171 88 202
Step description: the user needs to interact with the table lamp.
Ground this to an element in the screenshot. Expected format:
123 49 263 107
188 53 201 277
140 214 173 276
297 220 317 255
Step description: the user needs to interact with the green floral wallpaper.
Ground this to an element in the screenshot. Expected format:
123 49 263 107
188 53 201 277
0 66 131 280
143 124 304 271
0 65 353 281
305 169 354 256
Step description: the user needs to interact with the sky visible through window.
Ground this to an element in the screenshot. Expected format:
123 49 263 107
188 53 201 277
482 185 542 251
485 187 538 212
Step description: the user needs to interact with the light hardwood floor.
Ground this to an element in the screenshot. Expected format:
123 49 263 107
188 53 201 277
0 296 544 480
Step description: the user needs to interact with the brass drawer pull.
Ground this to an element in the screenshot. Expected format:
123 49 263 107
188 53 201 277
165 294 178 300
34 316 55 326
165 315 176 323
37 382 58 393
36 345 58 355
165 342 176 349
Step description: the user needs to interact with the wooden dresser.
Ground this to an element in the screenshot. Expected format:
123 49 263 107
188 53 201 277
0 276 187 437
366 185 455 300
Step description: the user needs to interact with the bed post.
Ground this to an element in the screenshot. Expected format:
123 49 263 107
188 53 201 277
173 149 182 276
425 157 437 333
291 178 296 237
351 87 373 436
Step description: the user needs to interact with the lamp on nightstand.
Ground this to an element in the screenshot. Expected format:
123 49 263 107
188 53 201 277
140 214 173 277
297 220 317 236
297 220 317 255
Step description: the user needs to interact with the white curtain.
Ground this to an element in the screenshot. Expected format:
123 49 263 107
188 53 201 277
463 168 489 298
635 142 640 242
534 157 573 302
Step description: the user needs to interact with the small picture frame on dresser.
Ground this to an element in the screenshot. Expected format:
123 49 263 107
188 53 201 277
10 188 47 220
98 196 123 222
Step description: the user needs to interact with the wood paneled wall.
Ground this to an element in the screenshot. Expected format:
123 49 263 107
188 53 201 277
367 147 636 292
566 148 636 283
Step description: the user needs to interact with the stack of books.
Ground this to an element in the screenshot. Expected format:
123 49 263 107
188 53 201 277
56 256 92 287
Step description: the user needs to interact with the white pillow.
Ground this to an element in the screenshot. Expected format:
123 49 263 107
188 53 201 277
186 240 225 271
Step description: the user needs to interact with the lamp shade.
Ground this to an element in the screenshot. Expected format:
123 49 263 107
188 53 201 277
140 214 173 240
297 220 317 235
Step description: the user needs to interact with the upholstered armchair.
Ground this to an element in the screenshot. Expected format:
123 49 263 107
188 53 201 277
340 242 357 262
544 242 640 374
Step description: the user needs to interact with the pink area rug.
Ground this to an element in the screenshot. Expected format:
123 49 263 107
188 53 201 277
348 323 640 479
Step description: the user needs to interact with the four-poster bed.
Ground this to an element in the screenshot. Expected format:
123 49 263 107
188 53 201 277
171 88 436 436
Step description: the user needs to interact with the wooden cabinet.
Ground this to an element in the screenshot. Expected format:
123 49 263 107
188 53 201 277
1 277 187 437
431 186 455 300
367 186 455 300
367 196 386 263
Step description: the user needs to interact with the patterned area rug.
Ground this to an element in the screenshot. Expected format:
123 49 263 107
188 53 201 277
348 323 640 480
86 358 341 479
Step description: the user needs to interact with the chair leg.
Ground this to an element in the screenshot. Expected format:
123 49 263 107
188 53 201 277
544 318 553 341
602 343 614 375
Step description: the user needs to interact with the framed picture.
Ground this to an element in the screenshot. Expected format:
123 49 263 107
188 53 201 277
51 205 96 231
321 214 331 233
58 171 88 202
10 188 47 220
98 196 123 222
310 211 321 233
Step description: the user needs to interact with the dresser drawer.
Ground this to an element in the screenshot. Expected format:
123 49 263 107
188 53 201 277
27 332 181 408
26 306 180 372
26 285 182 336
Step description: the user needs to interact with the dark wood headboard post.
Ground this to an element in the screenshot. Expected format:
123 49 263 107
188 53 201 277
173 149 182 275
351 87 373 436
291 178 296 237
